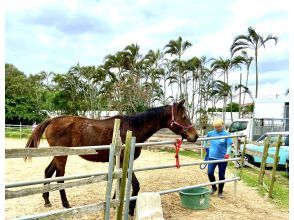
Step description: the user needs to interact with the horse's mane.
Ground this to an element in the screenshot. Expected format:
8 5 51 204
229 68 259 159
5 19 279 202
123 105 170 130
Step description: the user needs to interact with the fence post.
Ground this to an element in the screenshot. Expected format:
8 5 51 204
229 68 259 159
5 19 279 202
104 143 116 220
258 137 270 185
234 137 238 197
117 130 132 220
112 119 122 219
268 135 282 198
19 122 22 139
123 137 136 220
104 119 121 220
240 136 247 176
200 130 205 159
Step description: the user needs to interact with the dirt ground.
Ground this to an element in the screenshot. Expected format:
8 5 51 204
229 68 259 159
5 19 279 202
5 138 289 220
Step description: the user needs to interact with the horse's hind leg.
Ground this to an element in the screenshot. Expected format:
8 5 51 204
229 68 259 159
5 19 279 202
55 156 71 208
43 158 56 207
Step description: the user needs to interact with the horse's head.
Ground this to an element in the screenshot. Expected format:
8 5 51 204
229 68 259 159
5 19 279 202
168 100 199 142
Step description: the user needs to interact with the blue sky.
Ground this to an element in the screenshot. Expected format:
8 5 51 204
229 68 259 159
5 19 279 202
5 0 288 98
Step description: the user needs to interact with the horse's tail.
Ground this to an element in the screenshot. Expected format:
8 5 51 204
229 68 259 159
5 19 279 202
24 118 53 162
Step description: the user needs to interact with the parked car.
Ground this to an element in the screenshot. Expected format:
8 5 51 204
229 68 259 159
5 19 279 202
240 131 289 168
286 154 289 176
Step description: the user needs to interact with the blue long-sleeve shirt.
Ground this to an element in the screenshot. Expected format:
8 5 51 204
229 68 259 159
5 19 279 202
203 129 233 159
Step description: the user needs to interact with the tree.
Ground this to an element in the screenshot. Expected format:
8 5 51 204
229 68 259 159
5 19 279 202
5 63 48 123
143 49 166 105
237 51 253 104
123 43 142 84
164 36 192 99
230 26 278 98
185 56 201 121
211 57 242 84
104 51 128 80
225 102 240 112
211 80 232 122
210 56 242 122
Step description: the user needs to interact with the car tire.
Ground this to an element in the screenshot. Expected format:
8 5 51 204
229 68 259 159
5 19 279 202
286 160 289 176
244 154 254 165
237 154 254 167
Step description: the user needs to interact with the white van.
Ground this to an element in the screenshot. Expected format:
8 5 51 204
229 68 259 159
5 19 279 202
228 118 286 141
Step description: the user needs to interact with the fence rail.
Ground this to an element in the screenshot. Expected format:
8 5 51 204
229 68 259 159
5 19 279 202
245 149 275 159
129 177 241 201
16 200 120 220
6 131 245 220
6 158 241 189
5 124 33 139
6 174 118 199
5 134 245 159
246 140 277 147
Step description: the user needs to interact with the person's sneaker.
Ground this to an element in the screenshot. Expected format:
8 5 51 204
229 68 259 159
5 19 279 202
210 188 217 195
218 192 223 199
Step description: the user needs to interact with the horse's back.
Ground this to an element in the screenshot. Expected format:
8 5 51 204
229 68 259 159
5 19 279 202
45 115 115 147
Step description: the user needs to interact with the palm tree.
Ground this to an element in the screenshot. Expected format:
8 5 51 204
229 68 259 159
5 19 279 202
143 49 167 104
211 80 232 122
234 84 254 118
236 51 253 104
164 36 192 99
194 56 212 124
230 26 278 98
104 51 128 80
210 56 242 122
124 43 142 84
211 57 242 84
186 57 201 121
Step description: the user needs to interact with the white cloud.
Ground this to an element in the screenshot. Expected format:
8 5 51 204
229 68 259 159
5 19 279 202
5 0 288 99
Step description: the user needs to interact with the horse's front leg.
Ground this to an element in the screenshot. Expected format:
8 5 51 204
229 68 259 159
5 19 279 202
129 172 140 216
55 156 71 208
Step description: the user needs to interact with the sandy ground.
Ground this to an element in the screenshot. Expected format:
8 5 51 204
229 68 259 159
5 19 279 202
5 138 289 220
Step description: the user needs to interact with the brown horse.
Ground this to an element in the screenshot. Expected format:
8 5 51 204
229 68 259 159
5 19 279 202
25 99 198 216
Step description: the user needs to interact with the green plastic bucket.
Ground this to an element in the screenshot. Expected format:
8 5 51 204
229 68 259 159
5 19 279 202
179 187 210 210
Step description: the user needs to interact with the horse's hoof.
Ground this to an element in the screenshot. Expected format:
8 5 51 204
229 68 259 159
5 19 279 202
44 202 52 207
63 203 72 209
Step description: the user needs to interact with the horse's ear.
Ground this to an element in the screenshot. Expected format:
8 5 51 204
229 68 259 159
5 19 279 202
178 99 185 107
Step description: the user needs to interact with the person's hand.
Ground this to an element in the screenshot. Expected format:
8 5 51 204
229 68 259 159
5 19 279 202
224 154 230 159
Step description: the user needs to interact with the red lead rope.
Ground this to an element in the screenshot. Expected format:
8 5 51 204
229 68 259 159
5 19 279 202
174 139 182 169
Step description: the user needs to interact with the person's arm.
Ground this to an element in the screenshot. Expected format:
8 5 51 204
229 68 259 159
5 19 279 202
224 137 233 158
226 143 232 155
203 132 210 149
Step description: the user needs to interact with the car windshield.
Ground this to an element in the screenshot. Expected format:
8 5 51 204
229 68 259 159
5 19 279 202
257 134 289 146
257 135 266 142
229 121 248 133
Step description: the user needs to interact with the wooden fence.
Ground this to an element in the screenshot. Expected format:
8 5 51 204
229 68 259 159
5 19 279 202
240 135 283 198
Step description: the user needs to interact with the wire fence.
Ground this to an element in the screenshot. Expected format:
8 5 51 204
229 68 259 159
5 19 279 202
5 124 34 139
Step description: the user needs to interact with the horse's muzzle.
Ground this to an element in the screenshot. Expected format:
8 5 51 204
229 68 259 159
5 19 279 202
185 133 199 142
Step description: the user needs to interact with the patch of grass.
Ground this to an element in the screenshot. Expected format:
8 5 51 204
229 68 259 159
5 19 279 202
237 167 289 209
5 128 46 139
5 128 33 139
162 149 289 209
